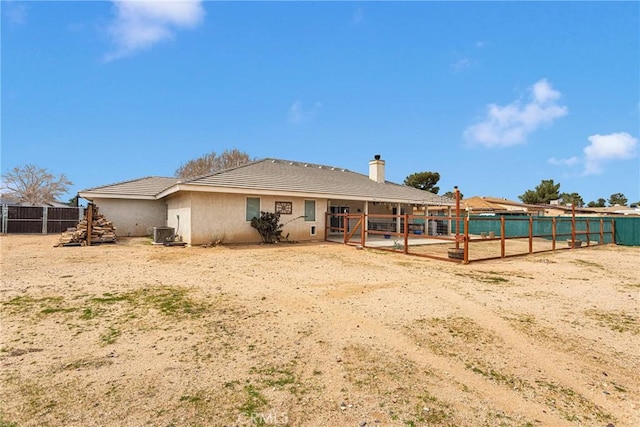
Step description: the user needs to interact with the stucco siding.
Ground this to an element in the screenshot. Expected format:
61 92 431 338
179 192 326 245
91 198 166 237
166 193 192 243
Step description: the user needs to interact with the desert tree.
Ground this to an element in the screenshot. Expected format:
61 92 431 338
519 179 560 204
608 193 628 207
559 192 584 208
403 171 440 194
442 190 463 200
587 198 606 208
176 149 252 179
1 164 72 205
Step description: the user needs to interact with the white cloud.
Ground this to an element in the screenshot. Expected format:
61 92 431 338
583 132 638 175
352 8 365 25
4 1 28 26
464 79 568 147
105 0 205 61
288 101 323 124
548 156 580 167
451 57 470 72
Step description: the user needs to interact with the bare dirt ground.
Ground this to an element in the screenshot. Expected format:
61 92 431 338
1 235 638 427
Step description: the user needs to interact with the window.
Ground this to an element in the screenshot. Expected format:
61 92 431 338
246 197 260 221
304 200 316 221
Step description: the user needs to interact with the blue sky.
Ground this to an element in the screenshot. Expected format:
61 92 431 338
2 1 639 205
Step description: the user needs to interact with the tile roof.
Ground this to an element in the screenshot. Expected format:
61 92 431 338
80 159 455 205
80 176 180 197
463 196 546 212
179 158 454 205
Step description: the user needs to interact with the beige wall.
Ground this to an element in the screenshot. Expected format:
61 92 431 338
166 193 192 242
166 192 327 245
92 198 166 237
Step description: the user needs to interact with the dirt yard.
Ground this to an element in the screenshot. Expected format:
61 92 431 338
1 235 638 427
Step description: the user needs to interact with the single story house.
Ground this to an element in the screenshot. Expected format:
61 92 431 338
462 196 547 216
78 156 455 245
544 205 640 217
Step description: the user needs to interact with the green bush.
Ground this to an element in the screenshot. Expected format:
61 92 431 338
250 211 284 243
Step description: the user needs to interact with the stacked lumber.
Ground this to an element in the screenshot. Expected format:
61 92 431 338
55 205 116 246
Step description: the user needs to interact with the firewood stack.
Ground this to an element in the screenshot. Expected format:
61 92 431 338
55 204 117 246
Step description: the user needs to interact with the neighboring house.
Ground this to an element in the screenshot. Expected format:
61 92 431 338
545 205 640 217
0 195 71 208
462 196 546 216
78 156 455 245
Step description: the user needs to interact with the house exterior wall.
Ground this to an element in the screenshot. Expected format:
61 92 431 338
167 192 327 245
166 193 192 242
91 198 166 237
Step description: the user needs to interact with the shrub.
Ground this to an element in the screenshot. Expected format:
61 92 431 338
250 211 284 244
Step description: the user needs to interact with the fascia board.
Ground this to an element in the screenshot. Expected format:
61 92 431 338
157 184 453 206
78 192 157 201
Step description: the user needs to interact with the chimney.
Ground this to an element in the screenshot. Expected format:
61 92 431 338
369 154 385 183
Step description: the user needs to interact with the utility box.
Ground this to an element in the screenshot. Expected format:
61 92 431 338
153 226 175 244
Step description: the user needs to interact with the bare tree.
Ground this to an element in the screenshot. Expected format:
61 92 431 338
2 164 72 205
175 149 252 179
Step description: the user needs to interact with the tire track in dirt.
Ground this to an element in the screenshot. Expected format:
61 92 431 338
231 270 572 425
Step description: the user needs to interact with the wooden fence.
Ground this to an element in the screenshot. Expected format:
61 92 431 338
1 205 84 234
325 212 617 263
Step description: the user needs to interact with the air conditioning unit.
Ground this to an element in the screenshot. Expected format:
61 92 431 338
153 226 175 244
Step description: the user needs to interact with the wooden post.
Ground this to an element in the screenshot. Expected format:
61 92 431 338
454 186 460 250
570 204 576 248
463 215 469 264
611 219 616 245
86 203 93 246
599 218 604 245
552 217 556 251
528 216 533 254
324 212 329 241
361 212 366 248
343 213 348 244
500 216 506 258
585 219 590 247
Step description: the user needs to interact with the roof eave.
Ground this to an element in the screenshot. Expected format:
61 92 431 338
78 191 158 201
158 183 454 206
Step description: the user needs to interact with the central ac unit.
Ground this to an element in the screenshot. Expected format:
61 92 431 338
153 226 175 244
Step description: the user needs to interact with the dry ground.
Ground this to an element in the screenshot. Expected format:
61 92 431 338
0 235 638 427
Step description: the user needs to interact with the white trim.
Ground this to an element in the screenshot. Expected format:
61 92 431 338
78 192 157 200
304 199 316 222
246 196 260 222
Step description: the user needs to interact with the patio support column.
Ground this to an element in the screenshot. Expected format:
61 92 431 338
425 206 429 235
396 203 402 234
364 202 369 235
